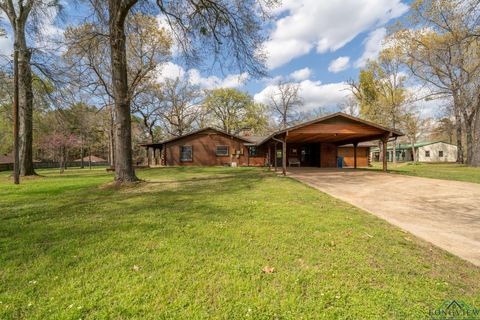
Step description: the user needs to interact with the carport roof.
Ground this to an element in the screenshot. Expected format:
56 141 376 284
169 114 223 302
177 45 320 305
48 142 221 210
256 112 403 145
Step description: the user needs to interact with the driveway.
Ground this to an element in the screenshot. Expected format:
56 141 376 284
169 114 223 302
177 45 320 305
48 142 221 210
287 168 480 266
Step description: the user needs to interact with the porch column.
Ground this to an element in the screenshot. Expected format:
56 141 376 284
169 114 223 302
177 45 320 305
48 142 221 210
274 143 278 172
353 142 358 169
267 144 271 170
282 137 287 176
147 147 151 167
381 134 389 172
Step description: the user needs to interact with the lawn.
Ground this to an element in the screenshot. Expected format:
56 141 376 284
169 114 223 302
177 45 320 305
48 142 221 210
368 162 480 184
0 167 479 319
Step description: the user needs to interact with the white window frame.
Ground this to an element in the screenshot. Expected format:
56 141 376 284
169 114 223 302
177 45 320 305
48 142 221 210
180 145 193 161
216 145 229 156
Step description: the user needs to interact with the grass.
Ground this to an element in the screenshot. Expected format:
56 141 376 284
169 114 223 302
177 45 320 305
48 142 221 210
368 162 480 184
0 167 479 319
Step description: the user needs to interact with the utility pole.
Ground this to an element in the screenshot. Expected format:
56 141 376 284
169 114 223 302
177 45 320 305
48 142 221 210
13 46 20 185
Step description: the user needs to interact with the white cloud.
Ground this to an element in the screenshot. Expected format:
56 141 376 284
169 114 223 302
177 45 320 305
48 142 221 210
355 27 387 68
264 0 409 69
328 56 350 73
289 67 312 81
254 80 351 112
0 35 12 57
156 62 249 89
157 62 186 81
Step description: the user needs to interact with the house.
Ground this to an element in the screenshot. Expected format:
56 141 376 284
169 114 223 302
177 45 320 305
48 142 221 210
371 141 457 163
0 153 13 164
141 112 403 172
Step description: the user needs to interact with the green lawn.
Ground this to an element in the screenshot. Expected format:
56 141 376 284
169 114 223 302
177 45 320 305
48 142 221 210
0 167 479 319
368 162 480 184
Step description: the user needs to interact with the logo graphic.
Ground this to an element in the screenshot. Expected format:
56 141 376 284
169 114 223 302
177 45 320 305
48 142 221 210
429 300 480 320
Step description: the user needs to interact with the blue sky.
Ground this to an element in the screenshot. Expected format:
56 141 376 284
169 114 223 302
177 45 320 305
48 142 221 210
1 0 414 114
157 0 412 113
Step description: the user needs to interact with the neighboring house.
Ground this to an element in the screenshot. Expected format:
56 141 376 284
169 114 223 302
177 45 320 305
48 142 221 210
0 153 13 172
142 113 402 169
74 156 108 163
0 153 13 164
371 141 457 163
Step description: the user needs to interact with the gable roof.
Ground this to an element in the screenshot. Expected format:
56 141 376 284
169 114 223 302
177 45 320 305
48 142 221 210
140 127 254 147
256 112 403 145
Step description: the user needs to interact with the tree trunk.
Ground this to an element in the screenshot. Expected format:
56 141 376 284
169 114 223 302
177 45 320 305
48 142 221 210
464 121 473 165
472 111 480 167
410 140 417 163
453 98 464 164
392 139 397 163
80 134 84 168
109 2 137 182
15 25 35 176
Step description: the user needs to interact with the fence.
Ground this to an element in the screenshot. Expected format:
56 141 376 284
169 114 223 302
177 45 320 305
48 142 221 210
0 161 110 172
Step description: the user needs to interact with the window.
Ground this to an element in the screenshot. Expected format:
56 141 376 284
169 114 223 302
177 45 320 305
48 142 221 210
248 146 258 156
439 150 444 157
425 150 430 157
216 145 229 156
180 146 192 161
291 148 297 155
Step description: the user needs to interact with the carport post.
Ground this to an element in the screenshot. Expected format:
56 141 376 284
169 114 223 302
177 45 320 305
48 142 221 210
147 146 151 167
274 143 278 172
381 134 389 172
353 142 358 169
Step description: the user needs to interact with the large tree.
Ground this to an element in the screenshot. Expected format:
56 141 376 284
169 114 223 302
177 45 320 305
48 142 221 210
268 80 303 129
84 0 273 182
0 0 60 176
157 78 201 137
393 0 480 165
203 88 267 135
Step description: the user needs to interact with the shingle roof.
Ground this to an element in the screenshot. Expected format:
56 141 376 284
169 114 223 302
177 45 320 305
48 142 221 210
0 153 13 164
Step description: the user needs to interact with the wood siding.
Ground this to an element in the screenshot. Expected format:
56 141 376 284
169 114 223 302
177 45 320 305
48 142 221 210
338 147 369 167
320 143 337 167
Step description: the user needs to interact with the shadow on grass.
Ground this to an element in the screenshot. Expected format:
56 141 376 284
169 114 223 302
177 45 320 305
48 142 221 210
0 169 269 263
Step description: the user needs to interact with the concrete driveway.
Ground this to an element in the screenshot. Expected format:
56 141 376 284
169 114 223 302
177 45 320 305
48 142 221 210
287 168 480 266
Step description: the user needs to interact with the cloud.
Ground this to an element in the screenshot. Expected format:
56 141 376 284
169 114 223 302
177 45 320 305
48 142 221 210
156 62 249 89
289 67 312 81
354 27 387 68
0 35 12 57
254 80 351 111
264 0 409 69
328 56 350 73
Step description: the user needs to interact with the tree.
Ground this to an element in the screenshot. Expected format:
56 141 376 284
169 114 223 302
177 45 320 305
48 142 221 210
393 0 480 165
203 88 267 135
268 80 303 129
0 1 60 176
84 0 273 183
157 78 201 137
401 106 428 163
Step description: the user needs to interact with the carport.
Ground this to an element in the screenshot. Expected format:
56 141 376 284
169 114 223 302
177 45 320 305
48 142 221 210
257 113 403 175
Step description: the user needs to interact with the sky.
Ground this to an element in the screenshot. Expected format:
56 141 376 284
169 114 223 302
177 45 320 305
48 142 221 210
158 0 414 114
0 0 424 116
